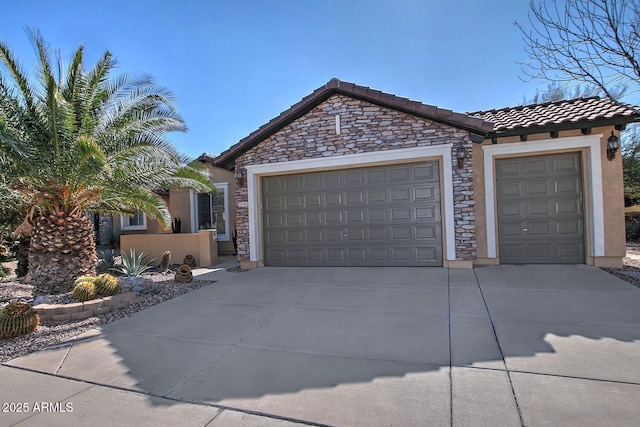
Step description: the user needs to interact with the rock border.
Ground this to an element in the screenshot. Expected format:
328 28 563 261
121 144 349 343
33 292 144 322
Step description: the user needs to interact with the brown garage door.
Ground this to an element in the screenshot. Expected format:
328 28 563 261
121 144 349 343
262 162 442 266
496 152 585 264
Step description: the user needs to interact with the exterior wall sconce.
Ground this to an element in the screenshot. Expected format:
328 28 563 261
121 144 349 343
235 167 246 184
456 147 466 169
607 131 620 161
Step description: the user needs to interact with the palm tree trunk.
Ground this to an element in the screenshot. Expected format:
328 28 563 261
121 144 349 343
29 212 97 294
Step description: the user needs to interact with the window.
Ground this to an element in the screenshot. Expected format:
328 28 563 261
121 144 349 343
121 210 147 231
194 183 229 240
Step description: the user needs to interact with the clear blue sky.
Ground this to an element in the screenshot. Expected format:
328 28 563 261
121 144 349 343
5 0 553 159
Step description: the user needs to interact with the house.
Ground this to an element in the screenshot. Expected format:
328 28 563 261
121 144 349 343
106 153 237 260
213 78 640 269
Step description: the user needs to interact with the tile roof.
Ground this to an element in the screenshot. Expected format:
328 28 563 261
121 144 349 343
215 78 494 168
469 97 640 138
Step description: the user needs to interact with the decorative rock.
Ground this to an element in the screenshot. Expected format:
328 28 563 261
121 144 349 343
174 264 193 283
33 295 54 306
118 277 153 293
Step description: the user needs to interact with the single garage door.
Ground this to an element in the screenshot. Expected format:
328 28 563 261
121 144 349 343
496 152 585 264
262 162 442 266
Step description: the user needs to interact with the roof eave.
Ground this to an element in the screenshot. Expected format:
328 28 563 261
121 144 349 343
215 80 493 169
487 115 640 140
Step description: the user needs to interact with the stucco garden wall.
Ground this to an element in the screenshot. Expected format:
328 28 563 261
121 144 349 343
234 94 477 267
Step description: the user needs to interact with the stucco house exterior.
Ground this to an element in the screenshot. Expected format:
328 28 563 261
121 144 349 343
107 154 237 256
214 78 640 269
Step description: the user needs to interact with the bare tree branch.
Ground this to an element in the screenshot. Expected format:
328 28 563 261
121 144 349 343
517 0 640 98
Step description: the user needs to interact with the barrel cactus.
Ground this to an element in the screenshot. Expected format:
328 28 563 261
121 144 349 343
183 254 196 268
73 275 97 287
174 264 193 283
160 251 171 273
0 302 40 339
72 281 98 302
94 273 121 296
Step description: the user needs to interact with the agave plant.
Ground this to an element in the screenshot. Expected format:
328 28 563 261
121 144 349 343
112 249 155 277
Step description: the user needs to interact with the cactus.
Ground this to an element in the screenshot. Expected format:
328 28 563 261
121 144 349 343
160 251 171 273
94 273 121 296
0 302 40 339
174 264 193 283
183 254 196 268
73 275 97 287
72 281 98 302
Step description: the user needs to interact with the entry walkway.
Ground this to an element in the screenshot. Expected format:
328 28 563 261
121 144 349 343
2 264 639 426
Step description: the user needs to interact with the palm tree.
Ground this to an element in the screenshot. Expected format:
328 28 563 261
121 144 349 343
0 30 213 294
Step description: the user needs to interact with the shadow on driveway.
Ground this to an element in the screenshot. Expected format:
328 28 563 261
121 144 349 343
5 265 640 426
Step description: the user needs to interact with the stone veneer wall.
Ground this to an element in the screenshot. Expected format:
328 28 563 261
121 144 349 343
234 94 476 263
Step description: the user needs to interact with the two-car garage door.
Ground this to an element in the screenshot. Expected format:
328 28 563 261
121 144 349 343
262 162 443 266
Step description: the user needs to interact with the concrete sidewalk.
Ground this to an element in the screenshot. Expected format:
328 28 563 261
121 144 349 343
2 264 640 426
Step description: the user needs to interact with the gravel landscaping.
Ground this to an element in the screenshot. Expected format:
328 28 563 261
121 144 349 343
0 262 217 363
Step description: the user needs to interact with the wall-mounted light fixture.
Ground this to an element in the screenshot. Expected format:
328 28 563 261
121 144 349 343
607 131 620 161
234 167 246 185
456 147 466 169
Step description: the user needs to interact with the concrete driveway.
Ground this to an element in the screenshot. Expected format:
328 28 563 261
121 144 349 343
3 264 640 426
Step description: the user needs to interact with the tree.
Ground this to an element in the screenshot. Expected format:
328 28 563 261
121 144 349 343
521 81 626 104
517 0 640 99
0 30 213 294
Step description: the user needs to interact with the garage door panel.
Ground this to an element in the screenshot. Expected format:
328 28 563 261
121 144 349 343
265 195 285 210
416 247 439 262
325 211 344 224
346 170 364 185
369 208 387 222
416 206 437 221
346 191 365 204
555 178 580 194
306 211 323 225
415 186 436 201
391 207 411 221
414 164 436 179
285 212 304 226
263 162 442 266
305 194 322 207
392 247 412 262
367 189 386 203
326 192 342 205
497 153 584 264
527 200 549 215
392 226 412 240
285 175 303 192
416 226 437 240
304 174 322 189
367 170 386 183
525 159 547 174
266 212 284 227
498 182 521 197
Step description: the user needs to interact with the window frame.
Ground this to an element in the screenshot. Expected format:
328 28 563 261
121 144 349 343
120 210 147 231
191 183 229 241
